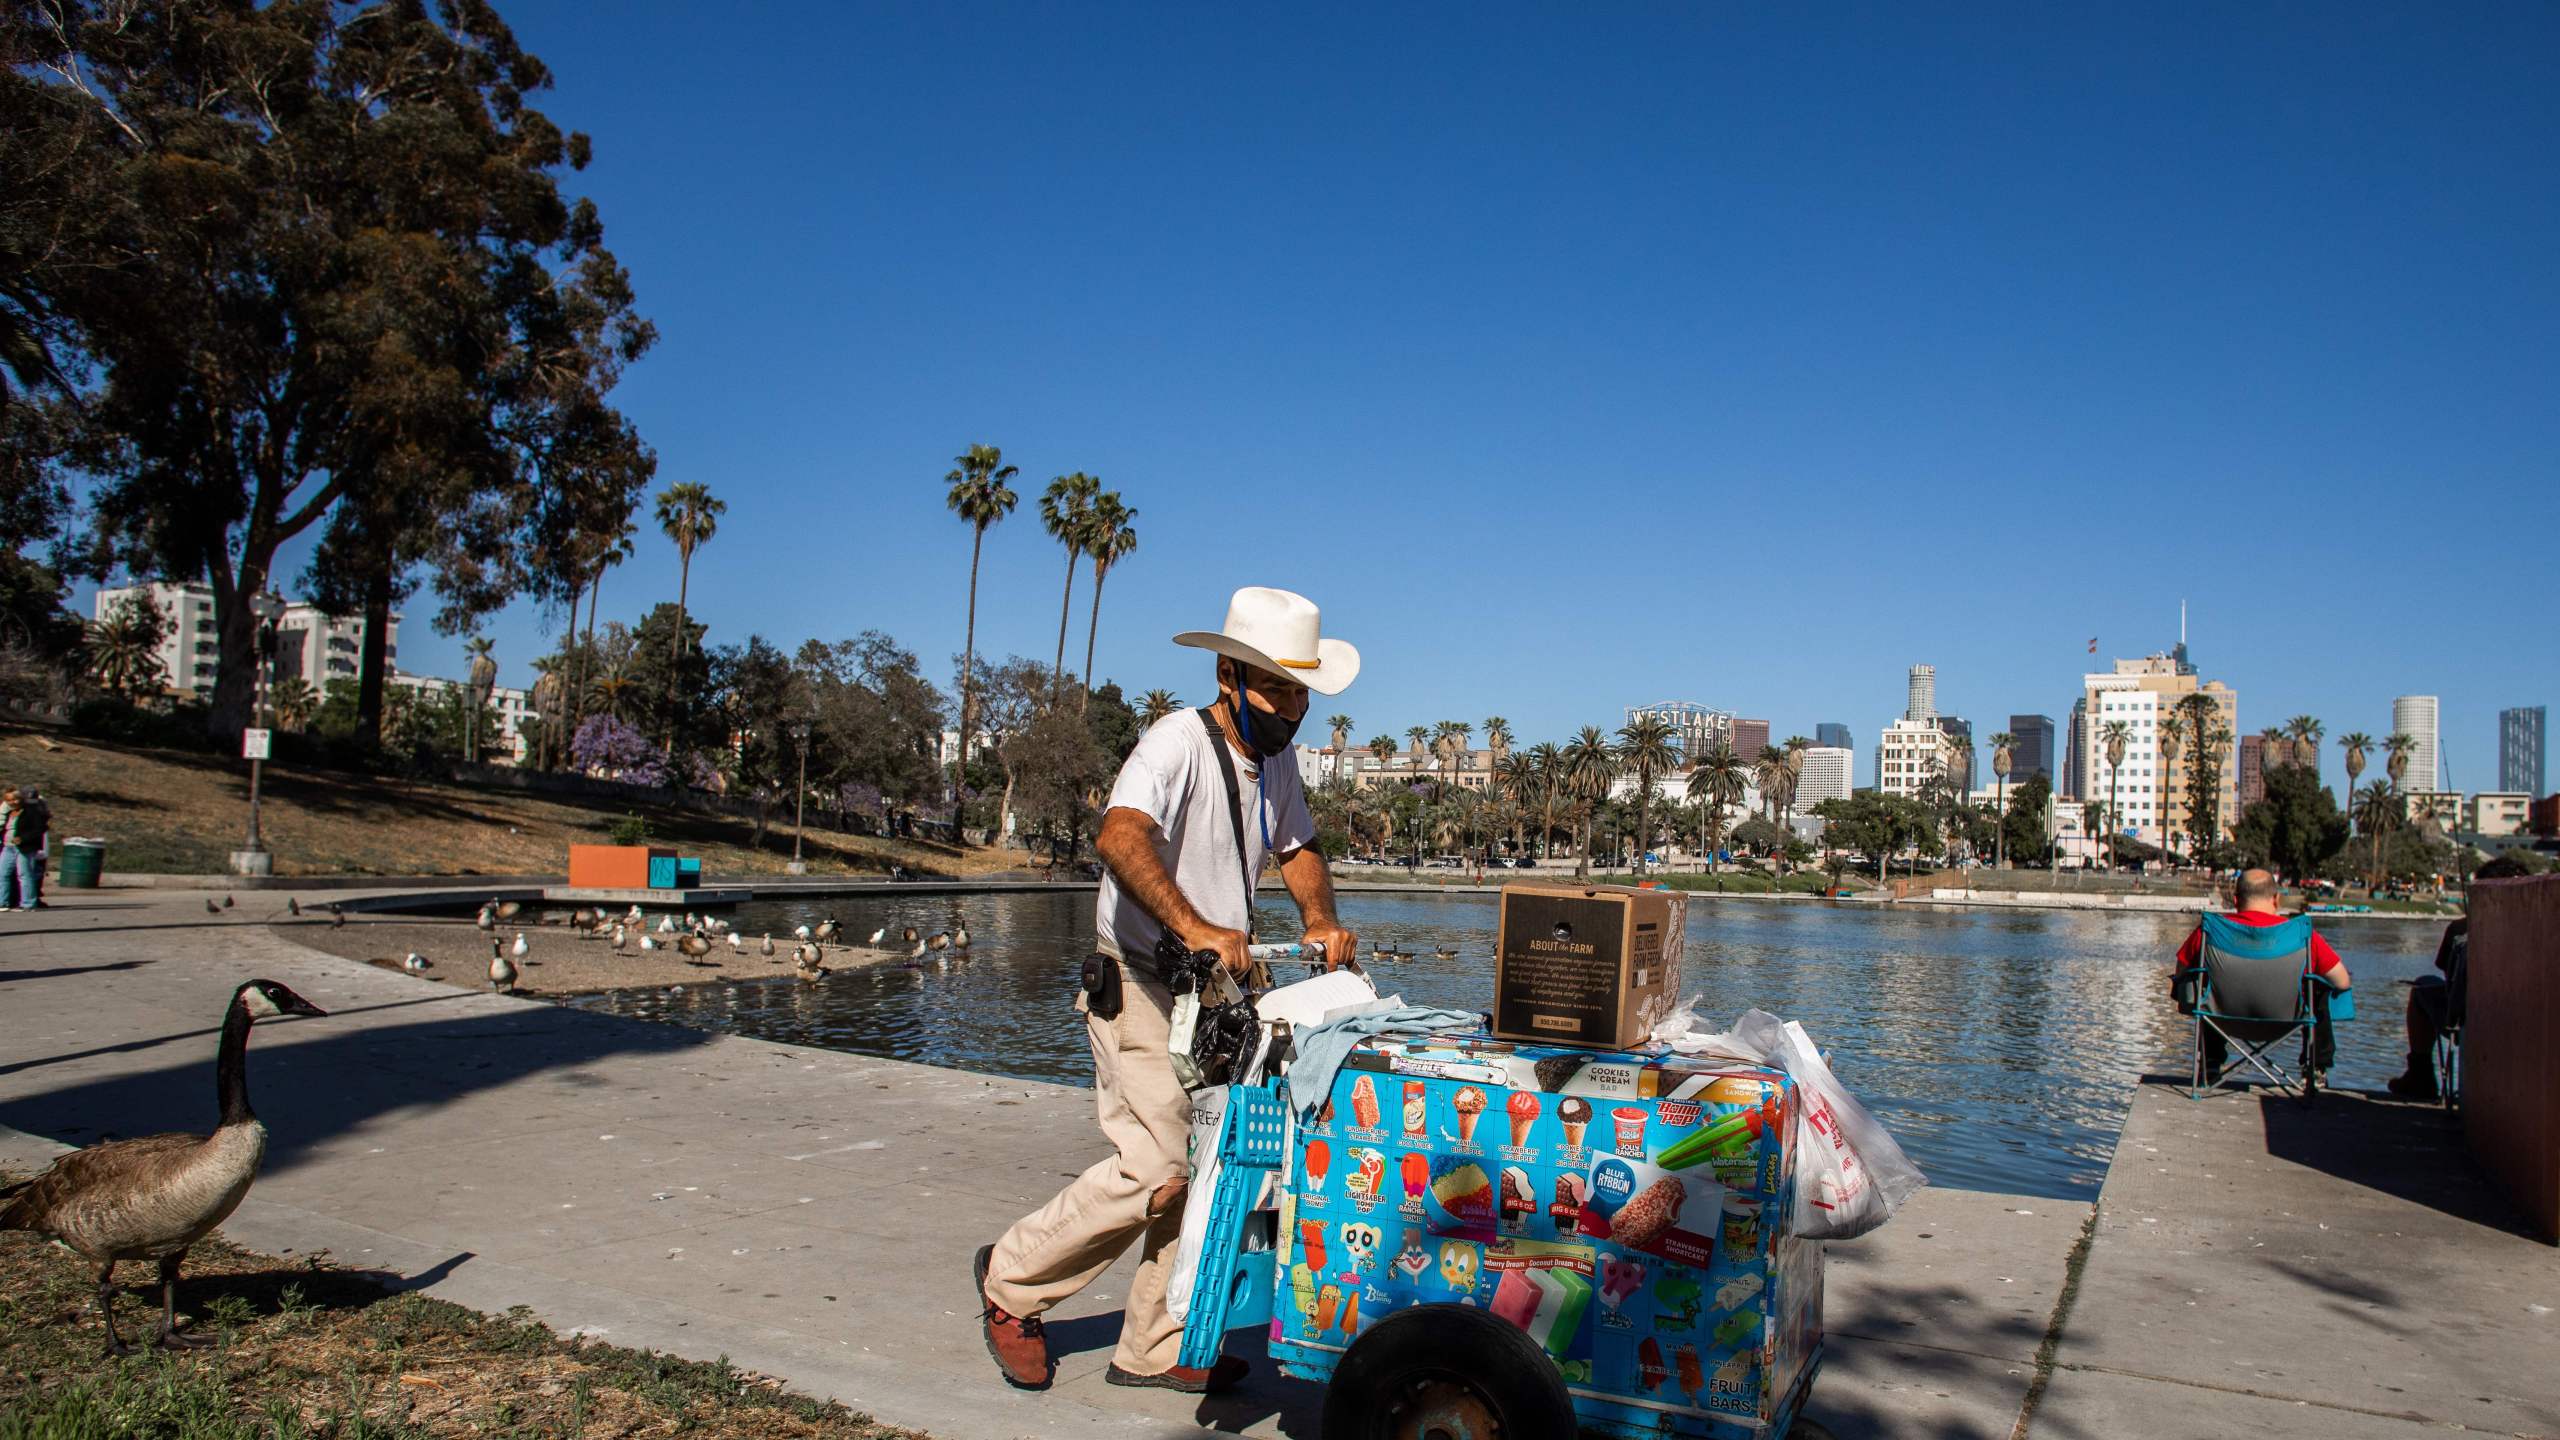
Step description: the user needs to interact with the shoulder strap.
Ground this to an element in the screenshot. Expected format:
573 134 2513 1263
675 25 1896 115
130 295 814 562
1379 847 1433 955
1197 708 1257 939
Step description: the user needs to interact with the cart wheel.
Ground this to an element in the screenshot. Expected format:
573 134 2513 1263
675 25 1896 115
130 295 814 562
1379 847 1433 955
1320 1303 1574 1440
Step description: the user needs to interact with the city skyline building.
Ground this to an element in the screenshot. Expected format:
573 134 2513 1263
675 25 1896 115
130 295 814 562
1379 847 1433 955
1625 700 1735 764
1793 747 1853 814
2237 733 2267 808
1732 717 1771 761
1876 717 1947 801
1906 664 1936 722
2499 706 2545 796
2393 696 2442 791
1815 722 1852 753
2082 652 2240 847
2063 697 2086 801
2005 714 2054 784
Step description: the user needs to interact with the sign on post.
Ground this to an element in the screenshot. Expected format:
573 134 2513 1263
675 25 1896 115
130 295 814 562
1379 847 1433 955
241 728 272 760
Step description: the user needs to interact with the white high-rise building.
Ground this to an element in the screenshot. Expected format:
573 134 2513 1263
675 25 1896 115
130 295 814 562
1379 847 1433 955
92 582 400 699
1793 747 1853 813
2081 652 2241 849
2392 695 2441 791
1876 718 1946 800
1906 665 1937 722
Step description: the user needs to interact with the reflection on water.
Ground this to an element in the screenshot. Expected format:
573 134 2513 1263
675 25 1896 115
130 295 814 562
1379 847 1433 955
561 891 2443 1200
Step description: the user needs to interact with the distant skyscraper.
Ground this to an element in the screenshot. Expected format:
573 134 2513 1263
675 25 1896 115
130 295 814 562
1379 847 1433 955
1732 718 1770 759
1938 716 1971 749
2238 733 2267 808
2500 706 2546 795
2063 698 2087 800
1906 665 1936 722
1815 722 1851 753
2006 715 2054 783
1793 747 1853 812
2392 696 2441 791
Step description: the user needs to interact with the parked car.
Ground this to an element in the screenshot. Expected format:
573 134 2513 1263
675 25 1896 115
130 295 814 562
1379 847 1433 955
1426 856 1464 869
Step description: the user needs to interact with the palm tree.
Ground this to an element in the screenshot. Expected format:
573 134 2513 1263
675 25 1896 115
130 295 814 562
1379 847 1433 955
85 595 165 704
2283 714 2325 783
2155 711 2184 864
945 444 1020 804
1405 726 1430 769
1988 732 2015 869
1495 751 1536 857
1483 717 1512 794
652 482 724 666
1138 688 1182 727
2100 719 2131 871
1615 714 1679 875
1526 741 1564 861
1433 721 1473 803
2354 780 2402 887
1326 714 1354 783
2383 731 2415 790
1686 743 1747 874
2078 799 2109 870
1562 726 1619 879
1752 745 1791 833
1077 491 1138 700
1369 735 1398 770
1039 473 1100 697
2338 731 2373 798
270 675 317 732
572 516 637 731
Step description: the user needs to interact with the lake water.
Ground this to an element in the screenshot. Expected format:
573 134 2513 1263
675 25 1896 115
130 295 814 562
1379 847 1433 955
561 890 2444 1200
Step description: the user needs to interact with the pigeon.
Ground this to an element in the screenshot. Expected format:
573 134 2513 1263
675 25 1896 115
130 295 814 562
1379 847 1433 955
206 898 221 915
488 939 518 993
866 927 886 945
402 952 432 972
287 897 301 917
222 895 235 909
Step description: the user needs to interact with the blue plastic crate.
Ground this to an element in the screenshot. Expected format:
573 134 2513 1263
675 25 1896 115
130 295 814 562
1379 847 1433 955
676 856 702 885
1177 1082 1287 1370
647 856 678 889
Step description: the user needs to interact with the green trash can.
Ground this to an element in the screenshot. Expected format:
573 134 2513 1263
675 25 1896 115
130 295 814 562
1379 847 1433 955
57 838 105 889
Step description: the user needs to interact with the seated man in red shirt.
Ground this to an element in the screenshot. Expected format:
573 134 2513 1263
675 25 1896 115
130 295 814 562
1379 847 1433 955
2174 868 2352 1078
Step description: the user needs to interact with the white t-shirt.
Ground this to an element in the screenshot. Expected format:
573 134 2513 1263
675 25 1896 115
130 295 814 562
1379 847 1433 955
1097 709 1315 974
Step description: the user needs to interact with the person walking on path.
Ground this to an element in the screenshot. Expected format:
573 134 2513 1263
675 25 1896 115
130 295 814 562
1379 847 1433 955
0 786 46 912
2173 867 2352 1077
975 587 1360 1395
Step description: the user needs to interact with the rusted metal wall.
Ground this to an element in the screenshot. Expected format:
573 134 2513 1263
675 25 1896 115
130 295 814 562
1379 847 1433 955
2466 875 2560 1242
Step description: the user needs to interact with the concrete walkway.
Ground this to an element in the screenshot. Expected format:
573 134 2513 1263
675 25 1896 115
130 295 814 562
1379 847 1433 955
1 890 2548 1438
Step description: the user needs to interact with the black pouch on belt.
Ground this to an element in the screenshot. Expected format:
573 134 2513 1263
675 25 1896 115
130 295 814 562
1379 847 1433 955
1081 952 1124 1019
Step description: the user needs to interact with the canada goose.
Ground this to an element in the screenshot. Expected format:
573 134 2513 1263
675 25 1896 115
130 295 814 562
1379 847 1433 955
676 933 712 959
1433 947 1460 963
814 917 841 944
926 932 952 951
475 905 496 932
793 923 813 942
902 926 919 944
494 900 523 921
639 934 660 953
866 927 886 945
510 932 530 962
952 921 971 950
760 933 776 957
571 907 600 931
489 940 518 992
402 953 432 972
0 978 326 1354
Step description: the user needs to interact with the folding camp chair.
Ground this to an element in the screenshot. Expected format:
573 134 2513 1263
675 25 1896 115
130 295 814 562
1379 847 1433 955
2177 913 2340 1106
2434 931 2467 1111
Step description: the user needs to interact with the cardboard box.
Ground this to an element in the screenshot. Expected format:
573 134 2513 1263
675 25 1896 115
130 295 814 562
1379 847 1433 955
566 844 669 889
1273 1034 1819 1437
1493 882 1687 1050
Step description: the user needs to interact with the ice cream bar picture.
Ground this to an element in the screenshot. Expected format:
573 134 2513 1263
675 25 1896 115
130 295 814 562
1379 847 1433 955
1315 1283 1341 1332
1549 1174 1588 1235
1655 1096 1779 1171
1714 1270 1766 1311
1638 1336 1670 1390
1297 1219 1328 1273
1401 1150 1429 1201
1714 1309 1760 1348
1675 1341 1705 1397
1349 1148 1386 1201
1506 1090 1541 1146
1489 1265 1592 1360
1350 1076 1381 1130
1498 1166 1535 1223
1304 1139 1330 1192
1559 1096 1593 1149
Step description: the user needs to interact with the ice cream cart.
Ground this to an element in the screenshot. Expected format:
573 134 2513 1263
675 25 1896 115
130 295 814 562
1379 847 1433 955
1178 1011 1824 1438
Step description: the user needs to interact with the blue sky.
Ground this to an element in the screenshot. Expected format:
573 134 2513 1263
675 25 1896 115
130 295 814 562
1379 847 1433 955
106 3 2560 790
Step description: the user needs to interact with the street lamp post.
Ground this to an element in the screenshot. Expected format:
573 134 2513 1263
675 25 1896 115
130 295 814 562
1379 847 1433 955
232 591 288 877
786 719 812 875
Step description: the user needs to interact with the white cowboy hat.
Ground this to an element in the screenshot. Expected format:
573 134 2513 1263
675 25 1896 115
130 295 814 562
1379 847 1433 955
1173 586 1361 696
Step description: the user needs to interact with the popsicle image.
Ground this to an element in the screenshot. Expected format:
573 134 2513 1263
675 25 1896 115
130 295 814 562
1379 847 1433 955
1655 1096 1781 1172
1401 1150 1429 1202
1305 1139 1331 1192
1675 1342 1704 1397
1637 1337 1670 1390
1350 1148 1386 1200
1715 1349 1754 1383
1506 1091 1541 1146
1339 1287 1361 1336
1314 1283 1341 1332
1290 1263 1317 1324
1714 1270 1766 1311
1350 1076 1381 1129
1452 1086 1488 1142
1714 1310 1760 1348
1298 1219 1329 1273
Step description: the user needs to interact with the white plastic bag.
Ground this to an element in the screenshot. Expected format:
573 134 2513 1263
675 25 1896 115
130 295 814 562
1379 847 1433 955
1651 993 1772 1063
1731 1009 1927 1240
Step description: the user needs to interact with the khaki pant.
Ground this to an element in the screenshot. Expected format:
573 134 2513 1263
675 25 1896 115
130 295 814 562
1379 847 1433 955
985 976 1195 1374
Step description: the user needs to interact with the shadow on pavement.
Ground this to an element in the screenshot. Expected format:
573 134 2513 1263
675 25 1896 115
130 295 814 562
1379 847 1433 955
0 959 152 983
0 1000 718 1173
2254 1086 2538 1239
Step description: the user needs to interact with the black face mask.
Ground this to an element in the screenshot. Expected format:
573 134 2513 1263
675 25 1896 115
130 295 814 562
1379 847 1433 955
1234 690 1303 758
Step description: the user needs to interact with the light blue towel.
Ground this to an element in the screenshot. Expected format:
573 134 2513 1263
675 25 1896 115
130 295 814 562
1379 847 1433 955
1287 1004 1483 1120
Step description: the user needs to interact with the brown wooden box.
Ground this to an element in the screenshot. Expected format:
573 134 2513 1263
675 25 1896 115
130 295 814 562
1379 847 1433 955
1490 881 1687 1049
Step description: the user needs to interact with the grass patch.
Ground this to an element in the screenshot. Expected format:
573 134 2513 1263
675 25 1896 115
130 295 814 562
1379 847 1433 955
0 1219 928 1440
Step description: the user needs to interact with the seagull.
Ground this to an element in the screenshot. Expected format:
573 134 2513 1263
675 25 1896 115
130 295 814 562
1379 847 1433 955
760 933 776 957
793 923 813 942
639 934 660 953
656 916 675 935
908 937 929 962
488 939 517 993
511 932 530 962
728 932 745 951
611 925 629 952
866 927 886 945
476 905 497 932
626 904 644 923
402 952 432 972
